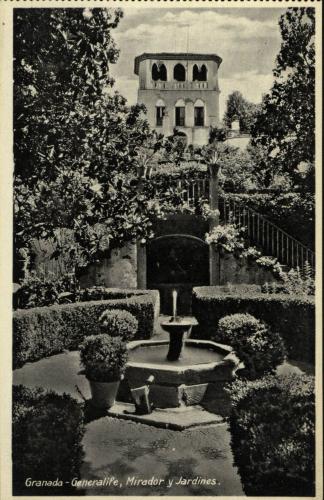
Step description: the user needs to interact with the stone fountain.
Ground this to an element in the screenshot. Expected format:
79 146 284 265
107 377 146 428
124 290 240 412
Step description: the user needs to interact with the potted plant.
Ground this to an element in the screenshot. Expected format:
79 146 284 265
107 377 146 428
80 334 128 409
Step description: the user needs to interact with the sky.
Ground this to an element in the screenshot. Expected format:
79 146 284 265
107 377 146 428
109 7 287 119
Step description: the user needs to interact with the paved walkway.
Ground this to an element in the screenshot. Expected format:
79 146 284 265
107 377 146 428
13 350 243 495
13 320 313 496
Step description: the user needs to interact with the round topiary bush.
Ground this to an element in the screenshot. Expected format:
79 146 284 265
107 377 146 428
80 334 128 382
215 313 286 379
99 308 138 342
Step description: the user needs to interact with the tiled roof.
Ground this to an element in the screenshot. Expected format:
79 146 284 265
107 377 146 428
134 53 222 74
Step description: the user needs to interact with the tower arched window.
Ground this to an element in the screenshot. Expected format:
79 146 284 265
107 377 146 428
175 99 186 127
156 98 166 127
173 63 186 82
193 64 199 81
194 99 205 126
200 64 207 81
193 64 207 82
152 63 167 81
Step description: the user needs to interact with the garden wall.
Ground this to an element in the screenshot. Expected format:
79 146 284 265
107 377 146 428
29 234 138 290
78 242 137 289
217 254 277 285
192 285 315 363
13 289 159 369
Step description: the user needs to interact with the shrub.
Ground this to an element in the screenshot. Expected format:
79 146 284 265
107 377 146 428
262 264 315 296
205 223 245 254
80 334 128 382
13 385 85 495
227 374 315 496
15 271 77 309
13 289 159 368
192 286 315 363
215 313 285 379
99 309 138 342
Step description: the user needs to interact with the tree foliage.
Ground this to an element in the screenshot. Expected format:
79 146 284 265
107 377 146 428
14 8 163 269
251 8 315 185
223 91 260 133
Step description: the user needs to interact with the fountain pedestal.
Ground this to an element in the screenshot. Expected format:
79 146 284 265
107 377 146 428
161 321 193 361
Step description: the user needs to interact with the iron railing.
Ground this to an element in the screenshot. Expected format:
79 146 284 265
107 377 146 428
220 197 315 271
177 178 315 271
176 178 209 203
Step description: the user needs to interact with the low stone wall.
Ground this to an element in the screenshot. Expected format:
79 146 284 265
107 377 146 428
78 243 138 289
217 254 277 286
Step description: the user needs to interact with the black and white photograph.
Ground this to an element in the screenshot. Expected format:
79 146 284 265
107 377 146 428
0 1 322 498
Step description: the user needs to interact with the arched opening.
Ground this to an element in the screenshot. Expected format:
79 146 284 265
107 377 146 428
193 64 207 82
156 98 165 127
159 64 167 81
194 99 205 127
200 64 207 81
173 63 186 82
193 64 199 81
152 63 167 81
175 98 186 127
147 234 209 314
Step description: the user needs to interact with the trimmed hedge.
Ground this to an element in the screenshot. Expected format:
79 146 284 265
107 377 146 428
216 314 285 379
192 286 315 363
13 385 85 496
227 374 315 496
13 289 159 369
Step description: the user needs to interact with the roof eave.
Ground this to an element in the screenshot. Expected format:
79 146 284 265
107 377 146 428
134 53 222 75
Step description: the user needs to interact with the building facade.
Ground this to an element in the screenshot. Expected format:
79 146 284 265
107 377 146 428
134 53 222 146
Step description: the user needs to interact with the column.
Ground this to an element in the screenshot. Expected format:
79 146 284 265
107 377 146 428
208 163 221 285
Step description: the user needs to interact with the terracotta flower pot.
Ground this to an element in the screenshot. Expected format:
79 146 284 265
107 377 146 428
88 379 121 409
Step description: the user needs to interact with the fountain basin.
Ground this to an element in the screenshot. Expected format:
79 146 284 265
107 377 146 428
125 339 239 409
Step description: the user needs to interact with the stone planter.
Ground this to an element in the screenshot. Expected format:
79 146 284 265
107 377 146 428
88 379 121 409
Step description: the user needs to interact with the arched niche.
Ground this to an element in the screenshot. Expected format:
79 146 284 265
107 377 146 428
175 98 186 107
156 98 165 107
194 98 205 107
173 63 186 82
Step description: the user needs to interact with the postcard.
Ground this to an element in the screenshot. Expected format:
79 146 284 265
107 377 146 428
0 1 322 498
